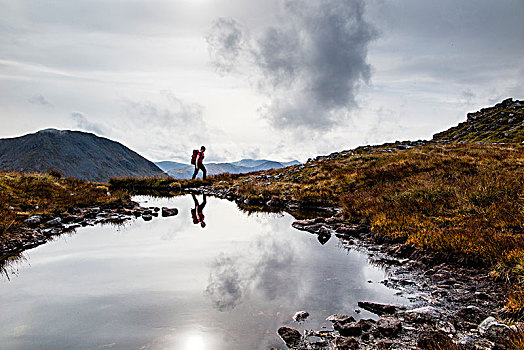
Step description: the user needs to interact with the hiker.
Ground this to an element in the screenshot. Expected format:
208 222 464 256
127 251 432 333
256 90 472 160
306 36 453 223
192 146 207 180
191 193 207 228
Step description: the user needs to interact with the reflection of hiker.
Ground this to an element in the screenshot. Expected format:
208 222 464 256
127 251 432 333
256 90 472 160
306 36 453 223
191 146 207 180
191 193 207 228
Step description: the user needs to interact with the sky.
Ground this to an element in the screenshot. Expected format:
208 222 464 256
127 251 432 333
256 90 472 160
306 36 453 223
1 0 523 163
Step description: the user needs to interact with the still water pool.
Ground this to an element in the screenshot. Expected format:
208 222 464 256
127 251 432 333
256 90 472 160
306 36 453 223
0 195 407 350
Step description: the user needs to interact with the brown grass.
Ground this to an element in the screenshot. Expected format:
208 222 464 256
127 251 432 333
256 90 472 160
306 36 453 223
0 172 130 235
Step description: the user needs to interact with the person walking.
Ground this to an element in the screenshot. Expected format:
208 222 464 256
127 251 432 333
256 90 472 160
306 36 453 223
192 146 207 180
191 193 207 228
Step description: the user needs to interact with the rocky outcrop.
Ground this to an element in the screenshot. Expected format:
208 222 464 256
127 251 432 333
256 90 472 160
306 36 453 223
433 98 524 143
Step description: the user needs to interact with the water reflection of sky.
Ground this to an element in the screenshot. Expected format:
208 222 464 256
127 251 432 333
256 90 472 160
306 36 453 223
0 195 407 350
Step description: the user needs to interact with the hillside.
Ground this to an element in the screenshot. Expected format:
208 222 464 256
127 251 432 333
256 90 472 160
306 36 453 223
433 98 524 143
160 159 300 179
0 129 165 182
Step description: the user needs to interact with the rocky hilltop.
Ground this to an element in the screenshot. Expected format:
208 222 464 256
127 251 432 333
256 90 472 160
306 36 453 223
433 98 524 143
0 129 165 182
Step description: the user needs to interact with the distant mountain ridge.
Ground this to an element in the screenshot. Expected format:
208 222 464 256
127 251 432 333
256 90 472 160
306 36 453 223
156 159 300 179
0 129 165 182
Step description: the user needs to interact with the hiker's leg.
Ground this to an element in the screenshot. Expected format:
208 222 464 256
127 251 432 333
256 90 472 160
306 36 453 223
201 164 207 180
192 167 199 179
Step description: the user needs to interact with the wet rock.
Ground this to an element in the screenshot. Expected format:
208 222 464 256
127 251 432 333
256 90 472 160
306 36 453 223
278 327 302 348
454 306 487 329
357 318 376 332
327 314 356 323
317 232 331 245
417 330 454 350
293 311 309 322
376 315 402 337
401 306 442 323
161 207 178 217
333 336 359 350
478 317 513 344
357 301 398 316
151 212 159 217
376 340 394 349
142 214 153 221
46 217 62 226
153 207 160 212
334 322 362 337
24 215 42 227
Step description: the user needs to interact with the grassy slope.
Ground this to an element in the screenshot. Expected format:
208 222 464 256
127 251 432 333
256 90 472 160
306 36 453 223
0 172 129 235
216 143 524 317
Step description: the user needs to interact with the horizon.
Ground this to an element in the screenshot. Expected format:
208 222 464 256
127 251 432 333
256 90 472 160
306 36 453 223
1 0 523 163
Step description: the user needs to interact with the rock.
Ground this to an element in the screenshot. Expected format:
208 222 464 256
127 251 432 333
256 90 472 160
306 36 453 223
161 207 178 217
334 322 362 337
401 306 442 323
417 330 454 350
46 217 62 226
478 316 513 344
142 214 153 221
293 311 309 322
333 336 359 350
143 209 152 215
376 315 402 337
376 340 394 349
317 232 331 245
357 319 376 332
151 212 158 217
454 306 487 328
153 207 160 212
267 198 284 207
24 215 42 227
277 327 302 348
327 314 356 323
357 301 398 316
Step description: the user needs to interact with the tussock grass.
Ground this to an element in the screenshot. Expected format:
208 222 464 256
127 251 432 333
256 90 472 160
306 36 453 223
0 172 129 235
225 143 524 316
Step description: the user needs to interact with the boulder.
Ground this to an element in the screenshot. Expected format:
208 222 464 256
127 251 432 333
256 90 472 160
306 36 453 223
454 305 487 327
24 215 42 227
357 301 398 316
376 315 402 337
142 214 153 221
417 330 454 350
401 306 442 323
326 314 356 323
357 318 376 332
334 322 362 337
161 207 178 217
46 217 62 226
277 327 302 348
478 316 513 344
333 336 359 350
293 311 309 323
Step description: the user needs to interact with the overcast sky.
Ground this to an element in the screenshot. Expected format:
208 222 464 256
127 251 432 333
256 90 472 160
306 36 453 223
1 0 523 162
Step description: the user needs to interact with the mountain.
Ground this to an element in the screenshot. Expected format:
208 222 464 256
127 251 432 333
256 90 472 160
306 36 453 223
159 158 301 179
155 161 188 172
0 129 165 182
432 98 524 143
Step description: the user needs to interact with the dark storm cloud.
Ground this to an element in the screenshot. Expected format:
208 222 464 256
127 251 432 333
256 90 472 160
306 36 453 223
207 0 377 131
28 94 52 107
205 18 246 74
71 111 105 135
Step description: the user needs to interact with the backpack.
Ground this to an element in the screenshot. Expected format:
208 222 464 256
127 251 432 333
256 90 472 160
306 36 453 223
191 149 199 165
